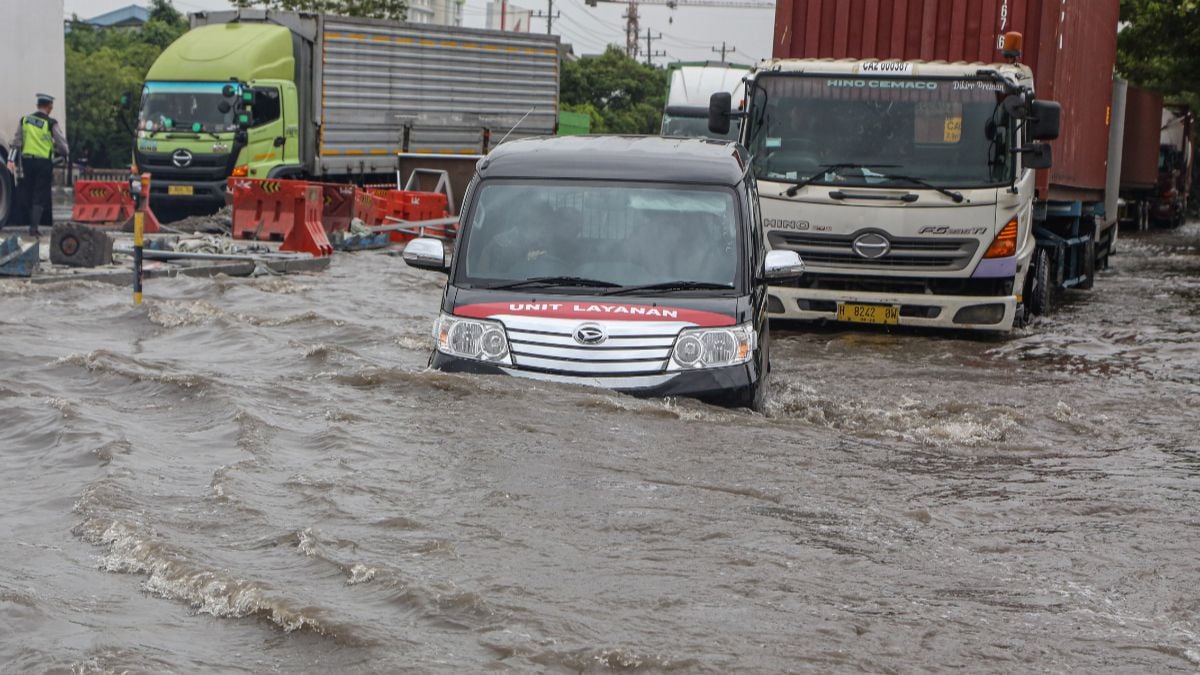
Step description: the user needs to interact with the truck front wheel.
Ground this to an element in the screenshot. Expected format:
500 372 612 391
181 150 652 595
1028 248 1054 316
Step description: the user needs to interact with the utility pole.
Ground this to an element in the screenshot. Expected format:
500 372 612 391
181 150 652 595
712 40 736 61
644 28 665 65
534 0 561 34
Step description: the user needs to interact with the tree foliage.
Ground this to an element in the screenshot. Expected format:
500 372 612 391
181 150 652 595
1117 0 1200 99
230 0 409 21
560 47 666 134
64 0 189 167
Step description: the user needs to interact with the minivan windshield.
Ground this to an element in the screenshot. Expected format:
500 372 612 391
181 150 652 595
458 181 742 292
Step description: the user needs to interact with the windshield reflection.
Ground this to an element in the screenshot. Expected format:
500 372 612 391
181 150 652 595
460 182 742 291
748 75 1013 187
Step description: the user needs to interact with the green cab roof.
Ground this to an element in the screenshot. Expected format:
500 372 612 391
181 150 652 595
147 23 295 82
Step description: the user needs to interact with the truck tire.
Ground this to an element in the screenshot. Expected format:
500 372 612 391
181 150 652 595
50 224 113 268
0 163 12 229
1028 247 1053 316
1077 235 1096 290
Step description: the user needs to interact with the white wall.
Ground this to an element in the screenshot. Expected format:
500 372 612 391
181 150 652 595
0 0 66 145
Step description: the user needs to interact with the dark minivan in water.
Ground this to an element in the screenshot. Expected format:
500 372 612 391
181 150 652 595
403 135 804 410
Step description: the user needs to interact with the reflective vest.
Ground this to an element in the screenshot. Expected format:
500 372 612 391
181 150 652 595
21 115 54 159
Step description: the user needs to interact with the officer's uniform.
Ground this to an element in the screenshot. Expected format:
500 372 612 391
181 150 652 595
8 94 69 234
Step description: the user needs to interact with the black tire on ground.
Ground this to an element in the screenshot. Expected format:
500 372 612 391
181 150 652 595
50 223 113 267
1028 247 1053 316
0 163 12 229
1077 235 1096 290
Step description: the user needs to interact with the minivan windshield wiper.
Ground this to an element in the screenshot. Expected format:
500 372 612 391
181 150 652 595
604 280 734 296
783 164 899 196
485 275 622 290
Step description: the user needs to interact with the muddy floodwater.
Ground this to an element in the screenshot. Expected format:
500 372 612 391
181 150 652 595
2 224 1198 673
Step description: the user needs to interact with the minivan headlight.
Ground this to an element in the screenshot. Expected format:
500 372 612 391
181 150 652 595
433 313 512 363
667 323 756 370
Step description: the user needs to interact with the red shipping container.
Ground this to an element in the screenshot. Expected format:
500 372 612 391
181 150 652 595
1120 85 1164 191
772 0 1120 202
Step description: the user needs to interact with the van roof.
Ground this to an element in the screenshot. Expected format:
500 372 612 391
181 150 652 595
477 135 749 185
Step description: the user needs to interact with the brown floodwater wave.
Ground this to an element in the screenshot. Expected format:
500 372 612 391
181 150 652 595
1 226 1198 672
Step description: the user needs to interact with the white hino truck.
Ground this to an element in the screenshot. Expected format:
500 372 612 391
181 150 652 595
710 59 1065 331
707 3 1124 332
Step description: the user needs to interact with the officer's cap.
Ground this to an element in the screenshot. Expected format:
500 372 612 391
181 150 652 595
36 93 55 106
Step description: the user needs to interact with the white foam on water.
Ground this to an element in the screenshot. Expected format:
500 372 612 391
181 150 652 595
78 519 331 635
768 382 1020 448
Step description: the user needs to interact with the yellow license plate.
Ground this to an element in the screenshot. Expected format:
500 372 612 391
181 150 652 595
836 303 900 325
167 185 194 196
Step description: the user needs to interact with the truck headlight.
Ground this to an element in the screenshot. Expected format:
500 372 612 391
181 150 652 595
667 323 756 370
433 313 511 363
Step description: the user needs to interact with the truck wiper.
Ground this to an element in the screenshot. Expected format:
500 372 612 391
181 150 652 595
783 164 899 196
487 275 621 290
872 173 966 203
604 280 733 296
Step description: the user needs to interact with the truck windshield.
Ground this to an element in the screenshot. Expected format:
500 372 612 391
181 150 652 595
139 81 236 134
458 181 742 292
746 75 1014 188
662 114 739 141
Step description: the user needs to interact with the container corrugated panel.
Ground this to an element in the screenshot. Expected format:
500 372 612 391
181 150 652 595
319 16 559 168
772 0 1120 200
1120 86 1163 191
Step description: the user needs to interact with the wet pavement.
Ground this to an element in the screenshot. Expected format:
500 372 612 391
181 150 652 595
1 223 1198 672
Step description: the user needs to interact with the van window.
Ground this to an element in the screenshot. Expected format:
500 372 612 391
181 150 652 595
460 181 741 290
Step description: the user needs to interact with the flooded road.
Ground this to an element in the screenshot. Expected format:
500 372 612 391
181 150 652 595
2 224 1198 672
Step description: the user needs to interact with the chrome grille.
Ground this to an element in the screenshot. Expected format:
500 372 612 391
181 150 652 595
768 231 979 271
504 320 677 377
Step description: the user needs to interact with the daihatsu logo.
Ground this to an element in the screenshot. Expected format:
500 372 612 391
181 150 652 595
573 323 607 345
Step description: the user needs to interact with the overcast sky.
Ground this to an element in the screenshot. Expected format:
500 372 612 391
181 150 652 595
63 0 775 64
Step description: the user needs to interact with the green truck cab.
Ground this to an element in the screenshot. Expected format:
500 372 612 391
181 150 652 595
136 22 301 211
137 10 561 216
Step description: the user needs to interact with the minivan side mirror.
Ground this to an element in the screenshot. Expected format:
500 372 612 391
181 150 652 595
709 92 732 136
402 237 448 272
1027 100 1061 141
763 250 805 280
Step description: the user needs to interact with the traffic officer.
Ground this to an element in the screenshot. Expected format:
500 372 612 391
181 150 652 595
7 93 69 236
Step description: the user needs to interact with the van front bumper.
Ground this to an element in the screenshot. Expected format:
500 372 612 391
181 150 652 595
768 286 1019 331
431 352 761 406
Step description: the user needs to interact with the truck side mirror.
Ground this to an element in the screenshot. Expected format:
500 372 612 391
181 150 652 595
222 83 238 98
218 101 232 114
709 92 732 136
1027 100 1061 140
1003 93 1029 119
1019 142 1053 170
236 112 251 130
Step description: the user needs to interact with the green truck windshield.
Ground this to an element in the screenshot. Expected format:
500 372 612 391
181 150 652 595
139 81 236 134
746 75 1014 188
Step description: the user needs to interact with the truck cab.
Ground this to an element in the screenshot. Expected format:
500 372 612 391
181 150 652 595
660 62 749 141
712 60 1059 331
403 136 804 410
134 22 303 213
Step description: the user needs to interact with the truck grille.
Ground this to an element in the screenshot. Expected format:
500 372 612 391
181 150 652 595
768 231 979 272
503 318 677 377
136 151 232 183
